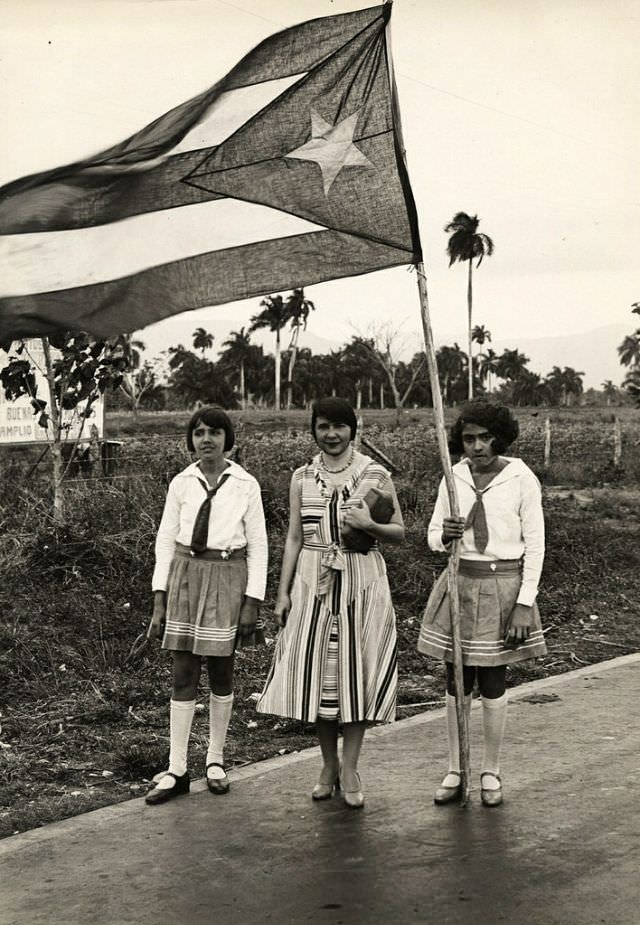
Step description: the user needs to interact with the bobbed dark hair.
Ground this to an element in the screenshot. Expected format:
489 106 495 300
449 401 519 456
186 406 235 453
310 397 358 441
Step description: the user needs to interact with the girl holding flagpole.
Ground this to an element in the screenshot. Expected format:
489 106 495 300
145 407 268 805
257 398 404 809
418 402 546 807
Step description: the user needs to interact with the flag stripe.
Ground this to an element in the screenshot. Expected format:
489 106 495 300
171 77 302 155
0 78 302 236
1 199 324 297
0 229 413 341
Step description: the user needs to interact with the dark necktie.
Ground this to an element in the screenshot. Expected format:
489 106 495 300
190 473 231 555
465 488 489 553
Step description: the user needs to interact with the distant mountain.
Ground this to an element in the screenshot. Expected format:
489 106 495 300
490 323 629 389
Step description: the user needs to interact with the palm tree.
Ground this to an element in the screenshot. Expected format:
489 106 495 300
219 327 252 409
478 347 498 393
546 366 584 406
545 366 565 405
618 331 640 368
192 327 214 356
283 288 315 410
562 367 585 406
623 366 640 405
472 325 492 346
494 348 529 383
249 295 290 410
436 343 467 406
511 370 552 407
445 212 494 400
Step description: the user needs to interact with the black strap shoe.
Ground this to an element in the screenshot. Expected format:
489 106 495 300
145 771 190 805
206 762 230 795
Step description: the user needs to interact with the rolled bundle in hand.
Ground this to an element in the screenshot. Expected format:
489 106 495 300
342 488 395 554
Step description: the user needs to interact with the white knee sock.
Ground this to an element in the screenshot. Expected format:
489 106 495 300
481 692 509 785
166 699 195 778
206 692 234 775
443 692 472 786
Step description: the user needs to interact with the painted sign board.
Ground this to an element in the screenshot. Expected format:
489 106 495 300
0 339 104 445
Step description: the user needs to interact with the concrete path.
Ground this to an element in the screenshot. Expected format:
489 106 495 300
1 655 639 925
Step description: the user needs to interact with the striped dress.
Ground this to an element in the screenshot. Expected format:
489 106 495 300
257 453 398 725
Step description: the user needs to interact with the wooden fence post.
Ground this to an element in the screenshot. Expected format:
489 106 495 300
543 417 551 471
613 416 622 467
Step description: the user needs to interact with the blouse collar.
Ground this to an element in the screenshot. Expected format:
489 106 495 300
453 456 526 489
181 459 251 484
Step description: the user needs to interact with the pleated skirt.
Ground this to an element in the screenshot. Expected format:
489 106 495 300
162 547 247 657
417 561 547 666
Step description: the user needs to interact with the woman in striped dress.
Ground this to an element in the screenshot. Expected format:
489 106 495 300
145 407 268 805
257 398 404 809
417 402 546 807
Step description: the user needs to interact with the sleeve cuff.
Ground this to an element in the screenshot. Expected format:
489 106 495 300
516 589 537 607
244 583 266 601
428 531 448 553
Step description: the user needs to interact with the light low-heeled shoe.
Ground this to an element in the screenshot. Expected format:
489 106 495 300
434 771 462 805
340 771 364 809
480 772 503 807
145 771 190 805
206 762 230 795
311 772 340 801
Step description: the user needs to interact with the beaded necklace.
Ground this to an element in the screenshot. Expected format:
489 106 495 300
320 446 354 474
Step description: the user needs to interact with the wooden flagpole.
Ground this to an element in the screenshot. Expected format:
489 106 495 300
416 262 471 805
381 0 470 801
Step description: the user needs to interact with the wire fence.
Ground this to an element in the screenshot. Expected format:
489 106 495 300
2 413 637 490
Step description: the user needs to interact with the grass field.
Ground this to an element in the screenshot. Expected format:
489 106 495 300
0 406 638 838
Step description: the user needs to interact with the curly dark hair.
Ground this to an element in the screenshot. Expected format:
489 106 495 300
310 397 358 441
449 401 519 456
186 406 235 453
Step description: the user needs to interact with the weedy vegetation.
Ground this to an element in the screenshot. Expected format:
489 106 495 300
0 408 638 837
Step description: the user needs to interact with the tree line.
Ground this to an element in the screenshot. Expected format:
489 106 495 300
0 212 636 520
116 314 597 414
116 211 637 414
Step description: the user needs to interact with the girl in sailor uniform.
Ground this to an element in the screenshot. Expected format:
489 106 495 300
418 402 546 807
145 407 267 805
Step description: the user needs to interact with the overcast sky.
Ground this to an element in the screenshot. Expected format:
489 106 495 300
2 0 638 357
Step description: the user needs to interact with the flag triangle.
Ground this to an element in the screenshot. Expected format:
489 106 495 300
185 11 416 255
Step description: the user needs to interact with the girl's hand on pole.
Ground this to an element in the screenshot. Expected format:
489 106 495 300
504 602 533 646
237 597 259 638
274 594 291 628
442 516 465 544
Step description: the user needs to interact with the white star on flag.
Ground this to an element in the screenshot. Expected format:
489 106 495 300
285 110 374 196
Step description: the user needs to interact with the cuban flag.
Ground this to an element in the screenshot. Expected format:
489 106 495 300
0 3 421 342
